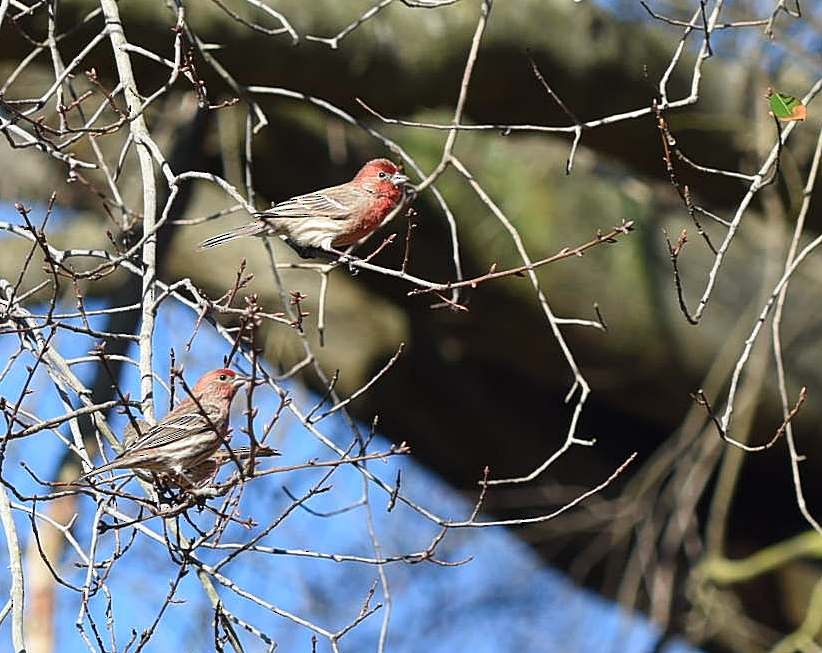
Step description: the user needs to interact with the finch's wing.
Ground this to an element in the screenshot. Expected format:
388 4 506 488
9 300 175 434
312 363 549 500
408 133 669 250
257 185 361 221
77 411 214 480
121 411 212 452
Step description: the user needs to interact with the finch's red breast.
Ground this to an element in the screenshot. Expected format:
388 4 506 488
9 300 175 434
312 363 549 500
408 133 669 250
333 194 403 246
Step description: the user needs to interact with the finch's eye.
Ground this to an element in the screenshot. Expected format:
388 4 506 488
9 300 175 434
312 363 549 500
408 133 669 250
378 171 388 179
219 374 227 381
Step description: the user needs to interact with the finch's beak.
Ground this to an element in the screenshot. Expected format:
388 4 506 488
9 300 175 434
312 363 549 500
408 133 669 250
390 172 409 186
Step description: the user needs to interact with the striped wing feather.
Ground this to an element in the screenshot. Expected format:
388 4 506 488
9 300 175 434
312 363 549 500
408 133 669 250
257 187 356 221
123 410 216 452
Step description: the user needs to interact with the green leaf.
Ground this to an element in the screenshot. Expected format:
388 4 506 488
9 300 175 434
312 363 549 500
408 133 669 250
768 91 807 122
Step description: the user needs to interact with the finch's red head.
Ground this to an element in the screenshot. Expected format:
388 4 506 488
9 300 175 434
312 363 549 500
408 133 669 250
354 159 409 198
192 368 244 400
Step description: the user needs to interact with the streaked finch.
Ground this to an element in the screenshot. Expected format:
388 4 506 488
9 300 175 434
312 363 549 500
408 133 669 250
79 368 245 484
198 158 410 257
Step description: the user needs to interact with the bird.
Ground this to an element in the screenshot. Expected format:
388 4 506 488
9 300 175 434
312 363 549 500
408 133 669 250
78 369 246 484
198 158 410 258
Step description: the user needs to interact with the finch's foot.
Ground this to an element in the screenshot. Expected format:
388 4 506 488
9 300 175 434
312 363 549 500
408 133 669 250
338 254 358 275
156 491 174 507
322 247 359 274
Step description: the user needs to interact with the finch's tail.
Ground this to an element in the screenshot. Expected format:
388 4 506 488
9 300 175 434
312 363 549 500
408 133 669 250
198 221 268 250
76 458 126 483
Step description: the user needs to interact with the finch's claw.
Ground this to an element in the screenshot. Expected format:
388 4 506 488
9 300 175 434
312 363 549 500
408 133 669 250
320 246 358 272
333 251 358 274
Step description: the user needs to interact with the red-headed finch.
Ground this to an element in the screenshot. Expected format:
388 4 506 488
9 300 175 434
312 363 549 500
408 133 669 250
79 369 246 483
198 158 410 257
